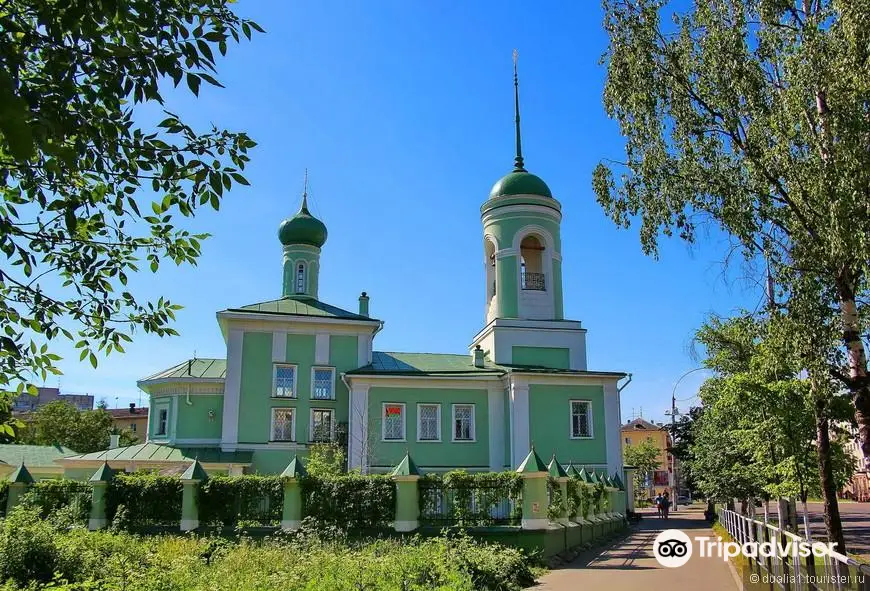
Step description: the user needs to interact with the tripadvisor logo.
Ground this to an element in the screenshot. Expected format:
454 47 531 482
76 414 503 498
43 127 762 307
653 530 693 568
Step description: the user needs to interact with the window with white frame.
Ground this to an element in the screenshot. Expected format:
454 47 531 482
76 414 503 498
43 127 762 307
156 408 168 435
273 364 297 398
311 367 335 400
310 408 334 443
417 404 441 441
570 400 592 438
382 403 405 441
452 404 475 441
271 407 295 441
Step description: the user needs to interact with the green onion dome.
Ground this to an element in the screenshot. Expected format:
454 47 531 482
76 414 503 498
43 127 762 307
278 197 327 248
489 170 552 199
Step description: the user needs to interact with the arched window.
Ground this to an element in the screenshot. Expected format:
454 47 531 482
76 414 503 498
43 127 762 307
520 235 545 291
296 262 306 294
485 239 497 298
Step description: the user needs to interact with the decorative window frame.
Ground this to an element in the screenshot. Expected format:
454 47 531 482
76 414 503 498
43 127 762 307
272 363 298 398
381 402 406 442
270 407 296 442
416 403 442 443
295 261 307 294
569 399 593 439
156 408 169 436
310 366 336 400
309 407 335 443
451 403 476 443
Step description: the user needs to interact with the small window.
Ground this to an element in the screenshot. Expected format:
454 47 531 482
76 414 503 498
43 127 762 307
417 404 441 442
570 400 592 438
382 403 405 441
452 404 475 442
131 423 137 432
310 408 334 443
156 409 168 435
271 408 295 442
274 364 297 398
296 262 306 294
624 437 630 445
312 367 335 400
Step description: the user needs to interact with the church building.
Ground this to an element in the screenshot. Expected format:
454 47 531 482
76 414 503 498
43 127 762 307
60 70 630 478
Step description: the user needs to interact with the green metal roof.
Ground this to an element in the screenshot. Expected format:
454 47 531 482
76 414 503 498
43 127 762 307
141 358 226 382
547 455 568 478
516 448 548 473
390 453 421 477
89 462 115 482
489 171 552 199
347 352 504 376
280 455 307 479
226 296 376 322
61 443 252 465
0 444 77 468
8 463 34 484
181 459 209 481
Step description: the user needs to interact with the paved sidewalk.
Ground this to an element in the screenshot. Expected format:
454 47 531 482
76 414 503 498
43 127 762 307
534 506 737 590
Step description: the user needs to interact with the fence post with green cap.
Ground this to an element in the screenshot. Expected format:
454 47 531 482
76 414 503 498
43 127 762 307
180 459 207 532
281 456 306 530
391 453 421 532
547 454 570 525
517 448 549 530
6 463 33 514
88 461 114 530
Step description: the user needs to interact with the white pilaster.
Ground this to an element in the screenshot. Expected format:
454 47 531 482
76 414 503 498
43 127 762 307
510 378 530 468
170 395 179 442
221 329 244 451
603 380 622 477
357 334 372 367
315 333 330 365
272 331 287 362
347 384 370 473
488 386 505 471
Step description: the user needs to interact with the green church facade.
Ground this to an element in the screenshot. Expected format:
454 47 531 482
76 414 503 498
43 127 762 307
60 76 630 480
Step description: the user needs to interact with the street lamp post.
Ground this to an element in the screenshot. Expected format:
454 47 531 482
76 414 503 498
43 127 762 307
666 367 707 507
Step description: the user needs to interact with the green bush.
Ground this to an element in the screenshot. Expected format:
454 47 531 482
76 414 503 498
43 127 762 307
300 473 395 529
0 514 539 591
200 475 283 527
0 480 8 516
107 473 182 527
25 479 92 523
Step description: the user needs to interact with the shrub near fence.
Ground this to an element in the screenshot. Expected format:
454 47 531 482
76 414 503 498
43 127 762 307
419 471 522 527
24 480 92 522
107 473 183 527
300 473 395 529
0 480 7 516
200 475 283 527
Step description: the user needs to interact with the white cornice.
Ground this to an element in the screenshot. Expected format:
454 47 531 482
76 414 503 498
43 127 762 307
482 203 562 225
344 374 507 390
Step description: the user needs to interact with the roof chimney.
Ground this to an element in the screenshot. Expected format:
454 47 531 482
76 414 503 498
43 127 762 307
129 402 136 414
358 291 369 317
472 345 485 368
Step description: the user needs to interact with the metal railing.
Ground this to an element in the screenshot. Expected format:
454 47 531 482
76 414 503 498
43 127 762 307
719 508 870 591
521 272 545 291
419 478 521 526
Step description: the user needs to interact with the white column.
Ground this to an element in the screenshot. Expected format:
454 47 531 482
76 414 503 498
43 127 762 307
488 386 505 471
315 333 330 365
221 329 244 451
603 380 622 477
510 378 530 468
272 331 287 363
347 384 370 473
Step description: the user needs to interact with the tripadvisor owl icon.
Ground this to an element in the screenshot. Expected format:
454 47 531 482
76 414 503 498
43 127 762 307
653 529 693 568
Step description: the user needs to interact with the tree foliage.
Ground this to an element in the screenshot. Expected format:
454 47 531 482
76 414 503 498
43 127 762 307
596 0 870 469
623 439 661 500
20 400 119 452
0 1 260 423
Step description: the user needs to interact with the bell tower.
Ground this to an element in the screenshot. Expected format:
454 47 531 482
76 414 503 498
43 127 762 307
472 51 585 371
277 171 328 299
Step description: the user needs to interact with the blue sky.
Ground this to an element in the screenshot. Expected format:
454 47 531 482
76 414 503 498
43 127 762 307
46 1 761 421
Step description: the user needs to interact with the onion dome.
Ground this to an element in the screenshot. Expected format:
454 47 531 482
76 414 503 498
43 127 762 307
278 192 327 248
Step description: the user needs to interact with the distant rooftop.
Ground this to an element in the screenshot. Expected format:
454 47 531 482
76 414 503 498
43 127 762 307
0 444 78 468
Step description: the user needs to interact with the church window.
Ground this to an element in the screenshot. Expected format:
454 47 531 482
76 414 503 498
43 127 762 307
312 367 335 400
452 404 475 441
273 364 297 398
417 404 441 441
271 408 295 441
520 235 545 290
570 400 592 438
382 403 405 441
296 262 306 294
310 408 334 442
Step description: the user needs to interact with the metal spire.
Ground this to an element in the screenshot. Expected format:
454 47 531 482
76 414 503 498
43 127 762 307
300 168 310 213
512 49 526 173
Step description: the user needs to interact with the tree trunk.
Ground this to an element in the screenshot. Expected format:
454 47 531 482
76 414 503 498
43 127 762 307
815 398 847 553
837 278 870 471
